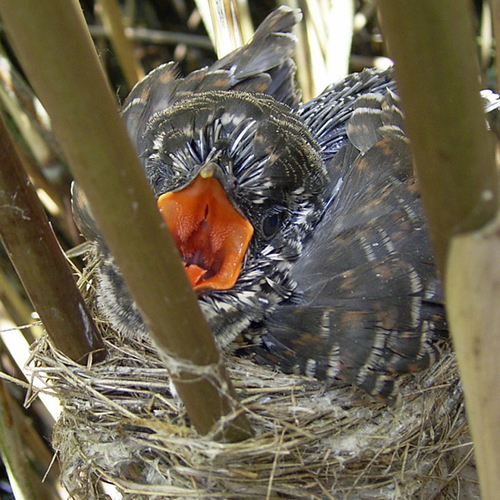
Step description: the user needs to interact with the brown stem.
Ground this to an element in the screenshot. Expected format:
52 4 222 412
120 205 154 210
492 0 500 92
96 0 144 89
0 113 106 363
446 220 500 500
0 381 61 500
377 0 498 279
0 0 252 441
377 2 500 499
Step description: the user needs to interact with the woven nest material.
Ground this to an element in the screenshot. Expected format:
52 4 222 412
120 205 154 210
27 271 479 499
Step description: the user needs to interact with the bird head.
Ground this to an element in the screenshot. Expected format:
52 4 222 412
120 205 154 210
136 90 328 345
72 6 325 347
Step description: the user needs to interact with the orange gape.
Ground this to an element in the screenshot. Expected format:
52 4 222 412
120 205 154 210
157 175 254 292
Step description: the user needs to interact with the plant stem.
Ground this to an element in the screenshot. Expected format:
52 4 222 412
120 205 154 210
491 0 500 92
96 0 144 89
0 380 61 500
377 2 500 499
0 113 106 363
377 0 498 279
0 0 252 441
446 219 500 500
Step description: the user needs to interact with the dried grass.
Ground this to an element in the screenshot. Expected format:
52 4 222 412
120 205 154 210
26 263 479 499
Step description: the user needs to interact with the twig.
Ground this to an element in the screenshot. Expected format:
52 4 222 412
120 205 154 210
87 24 213 49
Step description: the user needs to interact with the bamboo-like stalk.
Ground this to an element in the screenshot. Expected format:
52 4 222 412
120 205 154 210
377 1 500 498
235 0 254 44
209 0 244 57
0 113 106 364
194 0 216 49
304 0 354 96
446 219 500 500
377 0 498 278
0 46 80 243
96 0 145 89
196 0 252 56
491 0 500 91
0 0 252 441
0 380 61 500
10 385 61 485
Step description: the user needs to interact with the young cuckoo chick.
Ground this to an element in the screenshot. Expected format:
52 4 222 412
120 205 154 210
72 7 448 402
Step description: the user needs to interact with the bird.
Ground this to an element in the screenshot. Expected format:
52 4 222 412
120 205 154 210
72 6 448 402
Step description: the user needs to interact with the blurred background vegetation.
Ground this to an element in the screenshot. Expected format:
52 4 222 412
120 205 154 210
0 0 496 498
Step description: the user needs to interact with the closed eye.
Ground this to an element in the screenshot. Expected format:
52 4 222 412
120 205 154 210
261 211 284 240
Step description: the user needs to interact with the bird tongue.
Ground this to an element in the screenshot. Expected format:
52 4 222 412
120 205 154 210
157 174 254 292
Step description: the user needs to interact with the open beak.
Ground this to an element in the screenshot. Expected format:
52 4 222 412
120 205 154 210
157 171 254 292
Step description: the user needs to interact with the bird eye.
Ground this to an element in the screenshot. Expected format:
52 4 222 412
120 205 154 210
261 212 282 239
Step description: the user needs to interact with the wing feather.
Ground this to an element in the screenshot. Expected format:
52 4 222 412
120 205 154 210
258 89 446 401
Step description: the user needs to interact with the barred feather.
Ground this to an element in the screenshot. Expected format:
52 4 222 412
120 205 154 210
72 6 453 402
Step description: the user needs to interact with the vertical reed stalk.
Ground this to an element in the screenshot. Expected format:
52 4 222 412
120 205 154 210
0 0 251 441
378 2 500 498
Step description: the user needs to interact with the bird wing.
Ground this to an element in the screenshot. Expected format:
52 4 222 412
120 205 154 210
258 90 446 402
210 5 301 106
122 6 302 153
296 68 395 163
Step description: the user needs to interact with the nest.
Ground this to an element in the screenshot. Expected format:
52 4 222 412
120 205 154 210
27 270 479 499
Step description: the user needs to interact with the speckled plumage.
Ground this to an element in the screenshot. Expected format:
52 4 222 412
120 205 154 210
73 7 448 401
